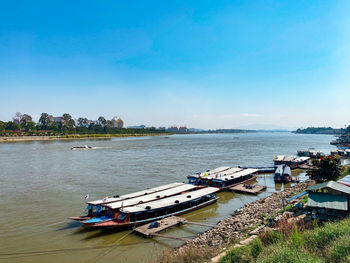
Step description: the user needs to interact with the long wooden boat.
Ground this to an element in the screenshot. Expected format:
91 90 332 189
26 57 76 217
210 168 258 190
69 182 188 221
187 167 242 186
83 187 219 229
81 183 199 226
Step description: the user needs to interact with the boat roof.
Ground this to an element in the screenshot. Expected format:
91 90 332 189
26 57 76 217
190 166 231 179
87 182 184 205
120 187 219 213
284 156 296 162
105 184 197 209
209 166 231 174
294 156 311 162
213 168 258 182
274 155 285 161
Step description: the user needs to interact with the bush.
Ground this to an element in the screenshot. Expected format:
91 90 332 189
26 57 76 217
250 238 263 259
219 246 253 263
303 220 350 251
256 246 322 263
326 234 350 263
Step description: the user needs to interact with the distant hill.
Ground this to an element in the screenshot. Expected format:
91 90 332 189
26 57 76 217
294 127 345 135
234 124 295 131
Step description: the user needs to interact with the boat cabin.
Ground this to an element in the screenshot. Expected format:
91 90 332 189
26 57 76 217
211 168 258 189
114 187 219 225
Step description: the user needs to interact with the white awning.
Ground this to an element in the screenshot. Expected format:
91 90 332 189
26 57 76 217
105 184 197 209
121 187 219 213
87 182 184 205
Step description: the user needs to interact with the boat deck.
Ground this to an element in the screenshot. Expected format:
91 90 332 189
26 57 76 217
229 184 266 194
134 216 187 238
134 216 217 240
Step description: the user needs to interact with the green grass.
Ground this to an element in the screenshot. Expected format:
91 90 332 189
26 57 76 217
219 217 350 263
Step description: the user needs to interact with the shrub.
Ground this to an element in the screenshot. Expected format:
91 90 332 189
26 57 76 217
303 220 350 252
219 246 253 263
326 234 350 263
256 246 322 263
259 230 281 245
250 238 263 259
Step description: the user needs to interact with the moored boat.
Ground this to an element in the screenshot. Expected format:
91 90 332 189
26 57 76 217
188 167 243 186
274 165 283 183
210 168 258 190
84 187 219 229
69 182 187 221
81 183 199 226
282 166 292 183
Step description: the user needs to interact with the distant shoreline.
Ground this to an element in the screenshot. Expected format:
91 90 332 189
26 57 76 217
0 133 171 143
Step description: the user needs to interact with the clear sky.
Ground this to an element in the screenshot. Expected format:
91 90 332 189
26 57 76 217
1 0 349 129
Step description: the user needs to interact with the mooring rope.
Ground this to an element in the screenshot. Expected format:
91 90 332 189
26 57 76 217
0 234 145 261
86 230 133 263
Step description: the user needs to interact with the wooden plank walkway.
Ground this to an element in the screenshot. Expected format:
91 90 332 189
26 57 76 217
229 184 266 194
134 216 187 237
133 216 217 240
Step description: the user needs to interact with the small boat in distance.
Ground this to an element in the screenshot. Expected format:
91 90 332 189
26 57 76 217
71 145 92 150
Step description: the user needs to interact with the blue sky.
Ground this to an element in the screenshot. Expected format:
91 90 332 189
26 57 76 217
1 0 349 129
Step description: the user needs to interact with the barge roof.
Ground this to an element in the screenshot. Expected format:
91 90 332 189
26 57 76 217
120 187 219 213
88 182 184 205
105 184 197 209
190 166 233 179
212 168 258 182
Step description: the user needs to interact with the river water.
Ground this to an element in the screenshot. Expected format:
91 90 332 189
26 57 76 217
0 133 335 263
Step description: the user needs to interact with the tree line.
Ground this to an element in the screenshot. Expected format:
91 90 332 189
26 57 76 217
0 112 164 135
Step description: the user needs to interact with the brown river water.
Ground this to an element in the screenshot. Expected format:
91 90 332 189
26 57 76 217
0 133 335 263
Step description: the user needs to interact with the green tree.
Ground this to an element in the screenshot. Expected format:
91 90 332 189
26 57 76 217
307 156 341 182
0 121 5 131
39 113 53 129
77 117 89 127
20 114 33 131
97 116 107 127
62 113 75 131
6 121 21 131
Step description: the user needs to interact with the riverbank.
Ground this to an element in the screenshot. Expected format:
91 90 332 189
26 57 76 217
0 133 171 142
218 213 350 263
156 179 315 263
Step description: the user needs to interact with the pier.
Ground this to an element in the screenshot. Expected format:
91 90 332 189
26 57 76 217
229 183 266 194
134 216 217 240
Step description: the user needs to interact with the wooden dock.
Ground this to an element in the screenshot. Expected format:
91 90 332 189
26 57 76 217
229 184 266 194
133 216 217 240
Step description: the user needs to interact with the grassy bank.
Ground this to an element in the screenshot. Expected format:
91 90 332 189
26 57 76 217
219 217 350 263
0 133 171 142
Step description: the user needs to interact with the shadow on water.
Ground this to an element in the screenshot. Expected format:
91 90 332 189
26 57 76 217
80 228 131 241
56 221 82 231
274 183 282 191
70 227 93 235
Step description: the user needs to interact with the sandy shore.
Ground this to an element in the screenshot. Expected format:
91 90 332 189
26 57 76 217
0 134 171 143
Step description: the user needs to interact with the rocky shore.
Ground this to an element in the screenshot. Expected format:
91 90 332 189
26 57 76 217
164 180 315 262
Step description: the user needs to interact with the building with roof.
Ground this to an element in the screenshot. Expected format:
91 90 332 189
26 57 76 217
306 181 350 211
338 175 350 187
